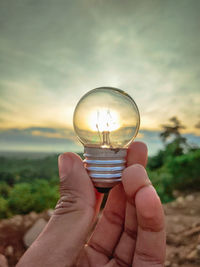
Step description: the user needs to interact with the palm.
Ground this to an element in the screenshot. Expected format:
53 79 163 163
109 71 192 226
77 142 165 267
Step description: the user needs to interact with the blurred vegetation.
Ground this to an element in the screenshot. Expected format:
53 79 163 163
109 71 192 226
0 155 60 218
0 117 199 218
147 117 200 202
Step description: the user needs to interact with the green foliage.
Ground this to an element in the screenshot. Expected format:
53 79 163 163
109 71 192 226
0 197 10 218
166 149 200 191
148 169 174 203
147 150 165 170
148 138 189 171
8 183 35 214
0 155 59 184
0 182 11 198
148 146 200 203
148 115 199 202
0 155 60 218
4 180 59 216
30 179 59 213
0 171 16 186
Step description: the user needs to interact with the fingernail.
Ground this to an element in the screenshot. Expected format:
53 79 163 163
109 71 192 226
58 153 73 181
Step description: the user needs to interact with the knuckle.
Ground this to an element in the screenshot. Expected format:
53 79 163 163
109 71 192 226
140 220 164 233
88 242 112 259
103 210 124 227
54 189 86 215
135 249 164 265
124 226 137 240
113 253 131 267
139 212 164 232
54 194 78 215
133 163 145 171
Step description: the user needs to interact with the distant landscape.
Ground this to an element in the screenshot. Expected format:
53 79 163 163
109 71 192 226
0 151 57 159
0 117 199 219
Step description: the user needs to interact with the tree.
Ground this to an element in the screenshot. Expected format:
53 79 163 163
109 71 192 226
160 116 186 143
195 121 200 129
160 116 188 156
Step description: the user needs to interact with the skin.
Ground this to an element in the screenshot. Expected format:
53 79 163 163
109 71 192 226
17 142 166 267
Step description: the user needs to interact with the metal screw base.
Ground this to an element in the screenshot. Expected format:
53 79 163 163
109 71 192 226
84 146 127 191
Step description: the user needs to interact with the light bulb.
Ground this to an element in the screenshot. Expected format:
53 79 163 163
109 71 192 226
73 87 140 193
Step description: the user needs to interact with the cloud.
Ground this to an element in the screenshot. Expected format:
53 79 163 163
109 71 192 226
0 126 81 152
0 0 200 137
0 126 199 155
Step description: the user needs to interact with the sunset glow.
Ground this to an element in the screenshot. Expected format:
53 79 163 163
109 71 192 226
0 0 200 154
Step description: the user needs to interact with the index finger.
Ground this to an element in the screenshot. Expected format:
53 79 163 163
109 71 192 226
127 141 148 167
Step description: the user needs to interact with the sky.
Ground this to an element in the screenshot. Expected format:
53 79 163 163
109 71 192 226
0 0 200 155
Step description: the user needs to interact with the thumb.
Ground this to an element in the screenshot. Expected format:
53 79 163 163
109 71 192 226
17 153 96 267
47 153 97 266
56 152 96 214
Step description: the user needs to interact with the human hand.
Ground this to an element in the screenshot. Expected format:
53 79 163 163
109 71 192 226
17 142 165 267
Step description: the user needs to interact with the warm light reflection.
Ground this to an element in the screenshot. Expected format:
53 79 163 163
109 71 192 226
88 109 120 132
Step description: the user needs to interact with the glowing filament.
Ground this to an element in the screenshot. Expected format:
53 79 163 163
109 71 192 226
89 109 120 132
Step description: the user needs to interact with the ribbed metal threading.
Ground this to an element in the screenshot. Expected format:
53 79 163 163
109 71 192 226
84 146 127 189
84 159 126 164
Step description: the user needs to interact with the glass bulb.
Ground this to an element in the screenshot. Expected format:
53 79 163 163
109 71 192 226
73 87 140 192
